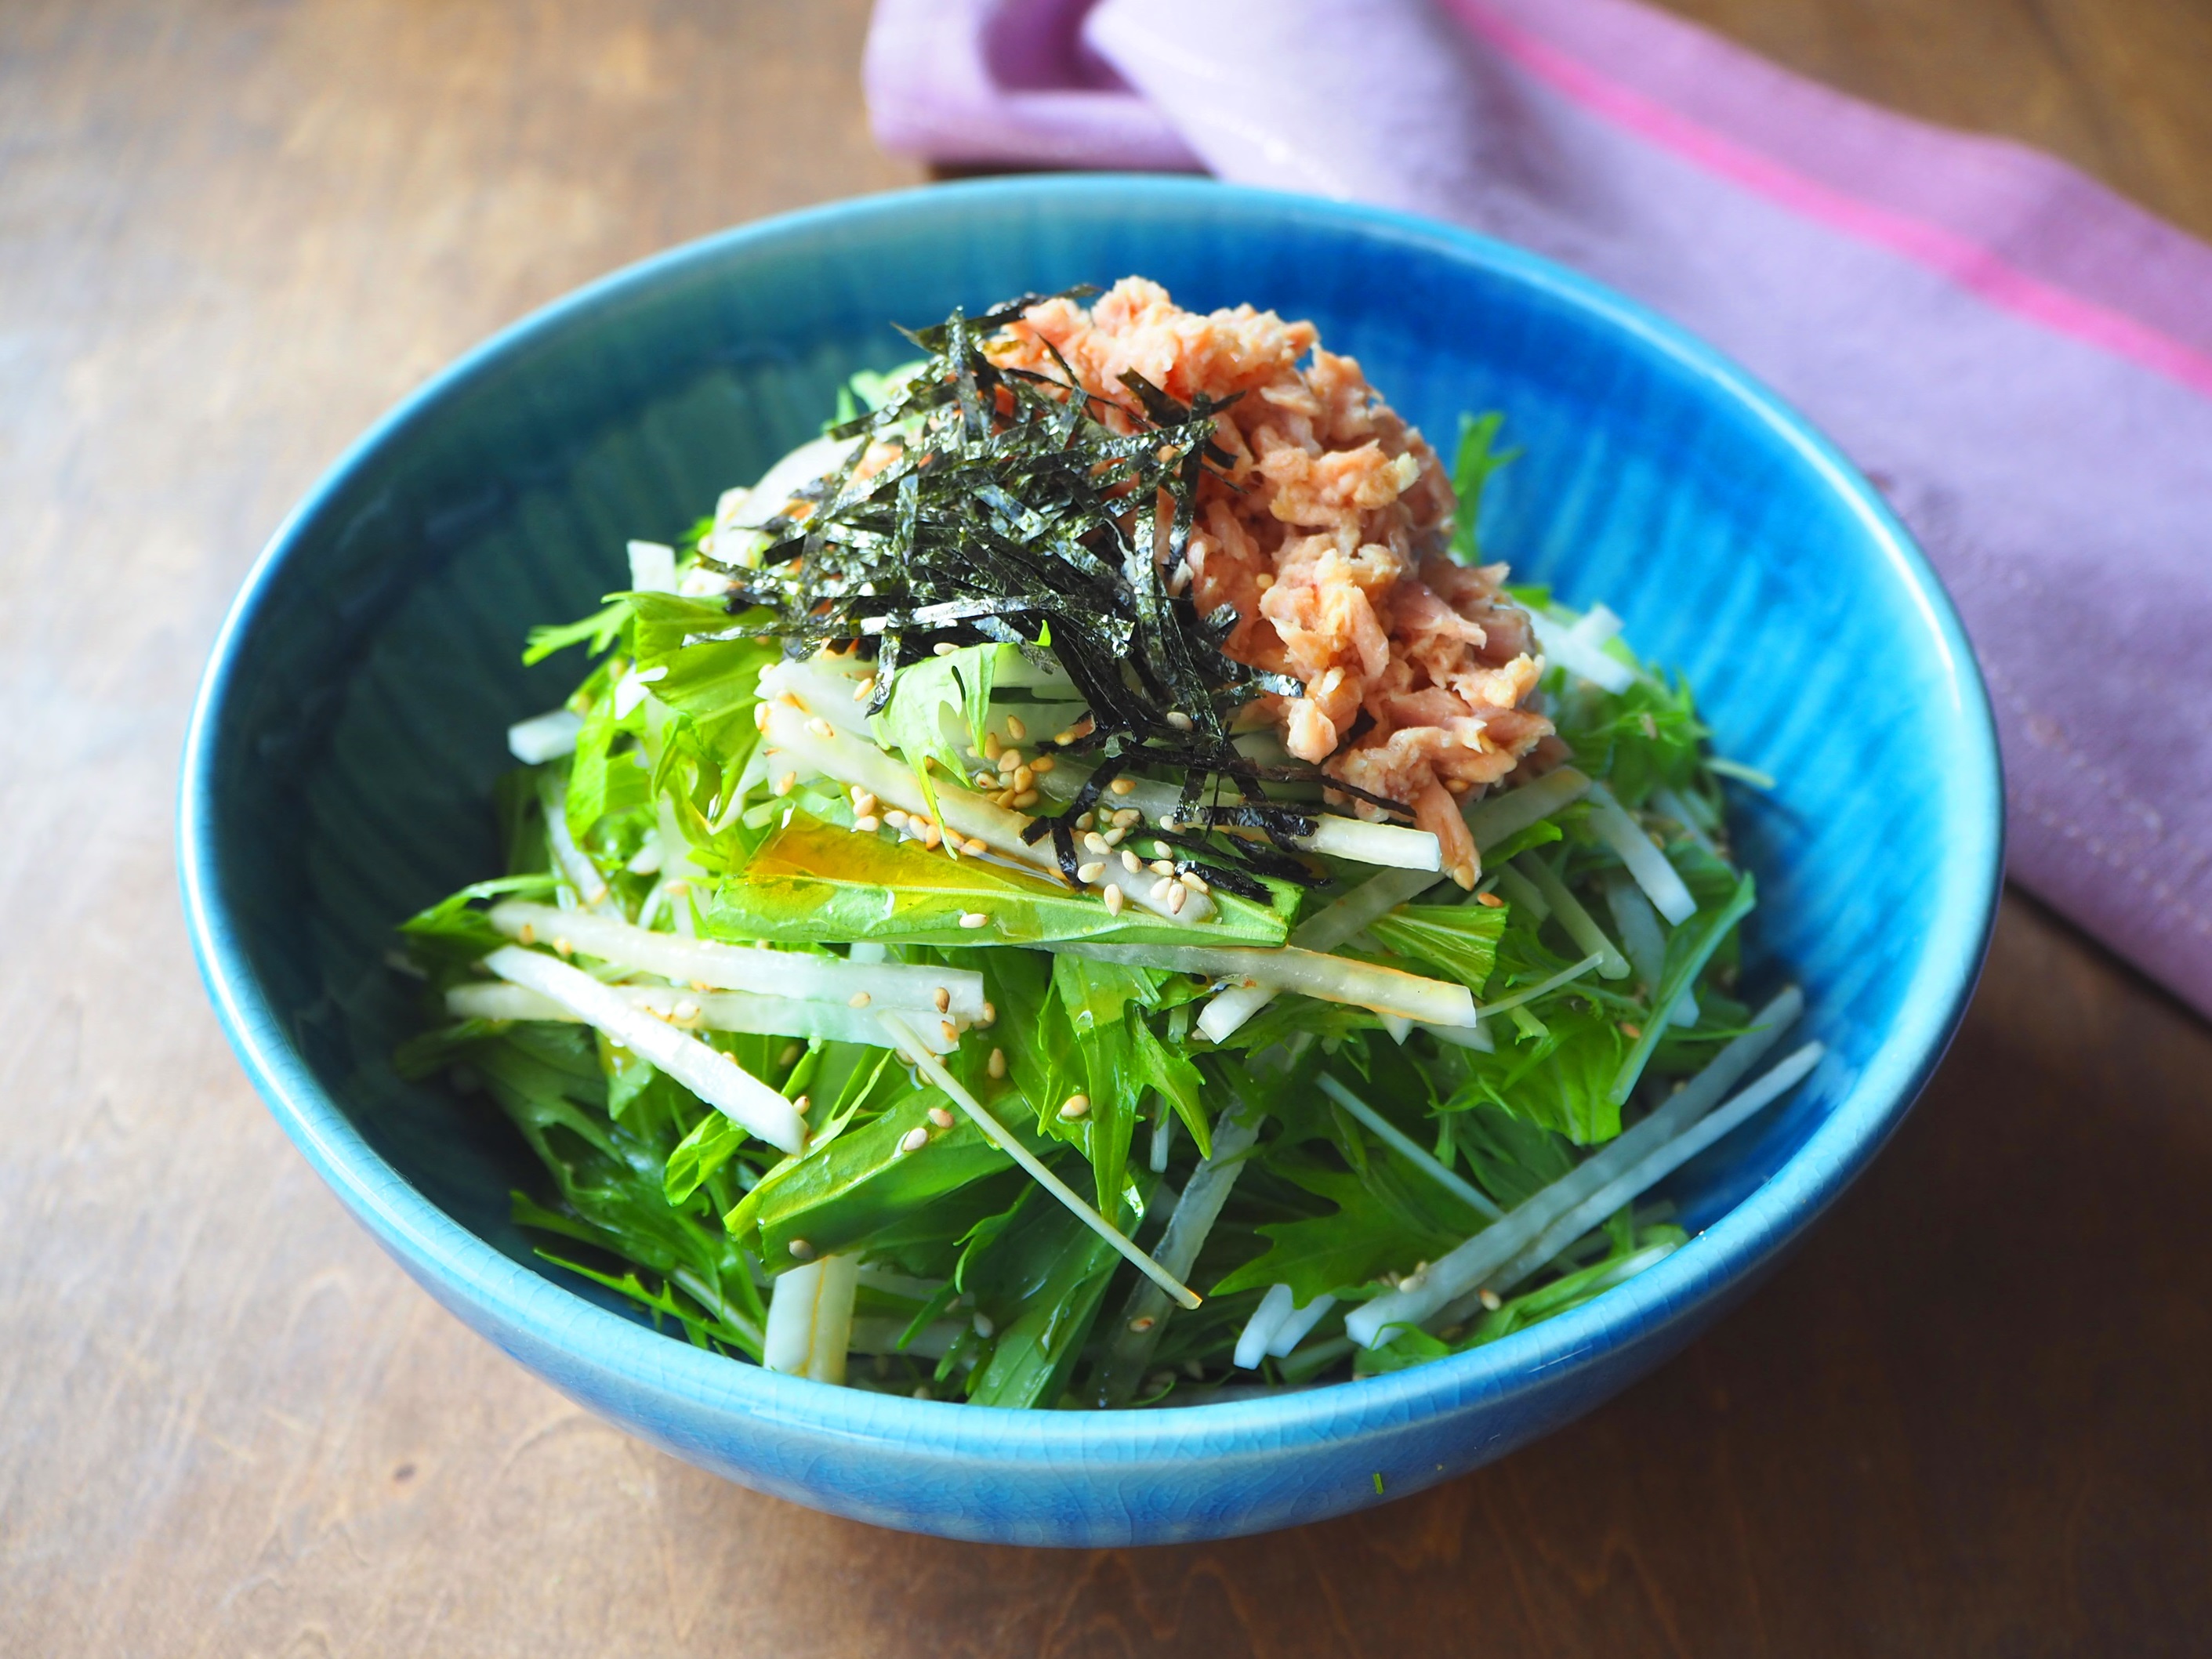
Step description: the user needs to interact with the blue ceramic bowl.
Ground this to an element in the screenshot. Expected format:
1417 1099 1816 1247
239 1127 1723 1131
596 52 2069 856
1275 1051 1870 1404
179 176 2001 1545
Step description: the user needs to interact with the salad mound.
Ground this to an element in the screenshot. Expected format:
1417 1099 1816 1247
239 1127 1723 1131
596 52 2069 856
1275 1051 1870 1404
397 281 1821 1409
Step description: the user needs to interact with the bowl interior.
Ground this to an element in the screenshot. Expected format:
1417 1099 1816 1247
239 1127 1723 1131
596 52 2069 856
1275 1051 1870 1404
190 180 1997 1374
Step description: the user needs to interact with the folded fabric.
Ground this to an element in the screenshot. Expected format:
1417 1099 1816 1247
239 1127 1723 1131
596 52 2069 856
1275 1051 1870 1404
865 0 2212 1021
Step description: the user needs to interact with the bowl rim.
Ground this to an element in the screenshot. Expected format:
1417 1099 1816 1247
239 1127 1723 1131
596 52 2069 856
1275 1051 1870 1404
177 173 2003 1465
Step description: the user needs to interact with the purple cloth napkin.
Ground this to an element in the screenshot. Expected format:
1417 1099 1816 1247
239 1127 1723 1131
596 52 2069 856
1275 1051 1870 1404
866 0 2212 1021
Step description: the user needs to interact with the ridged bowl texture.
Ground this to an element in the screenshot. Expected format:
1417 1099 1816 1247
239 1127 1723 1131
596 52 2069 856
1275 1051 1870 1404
180 176 2002 1545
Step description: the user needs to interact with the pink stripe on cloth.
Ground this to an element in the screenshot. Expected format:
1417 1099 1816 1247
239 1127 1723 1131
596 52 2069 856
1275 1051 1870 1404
1461 0 2212 388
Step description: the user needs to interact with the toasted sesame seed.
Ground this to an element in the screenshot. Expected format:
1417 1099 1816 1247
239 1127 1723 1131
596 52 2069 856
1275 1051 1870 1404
1083 831 1111 854
972 770 998 789
1031 754 1055 774
1101 828 1126 847
517 922 536 945
1149 879 1172 906
885 808 908 828
992 788 1016 809
1111 808 1141 828
963 837 988 856
853 814 881 833
772 771 796 797
1013 764 1034 791
987 1047 1006 1079
983 730 1003 761
1164 710 1193 731
933 642 957 657
1075 811 1096 830
788 1238 815 1260
959 911 990 929
1478 1288 1503 1311
1109 777 1137 796
553 936 574 958
1166 882 1188 915
1474 889 1506 908
940 1019 959 1045
665 879 690 897
1053 729 1077 746
1103 884 1126 915
777 1041 802 1067
933 987 952 1012
1128 1315 1156 1333
1076 861 1104 883
1160 817 1181 832
897 1126 929 1155
752 702 771 731
1059 1094 1090 1120
929 1106 955 1129
672 998 699 1021
852 789 877 816
1150 858 1174 876
972 1312 995 1338
1013 789 1040 809
853 674 876 701
1179 871 1209 894
1004 715 1026 741
1639 712 1659 740
996 750 1021 775
980 1001 995 1025
1619 1021 1642 1039
920 824 942 849
806 716 835 740
849 991 872 1008
1119 849 1140 874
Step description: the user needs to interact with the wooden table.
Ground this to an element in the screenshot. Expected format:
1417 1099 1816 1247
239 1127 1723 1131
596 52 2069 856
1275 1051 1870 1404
4 2 2207 1651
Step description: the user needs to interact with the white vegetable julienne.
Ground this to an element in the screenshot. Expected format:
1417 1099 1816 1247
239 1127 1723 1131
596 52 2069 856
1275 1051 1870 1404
879 1012 1201 1310
1515 854 1630 980
1267 1291 1337 1358
1586 781 1698 925
506 708 583 765
1234 1283 1296 1369
759 701 1206 924
1464 764 1593 850
1094 1107 1265 1402
1053 940 1475 1028
1651 784 1717 853
1344 987 1804 1346
761 1251 859 1382
1317 1074 1504 1222
1492 863 1549 922
539 774 618 914
444 980 960 1052
1487 1040 1825 1298
1196 864 1440 1041
626 539 679 594
486 900 983 1023
483 946 808 1153
1601 871 1698 1028
1530 608 1635 692
1295 815 1441 871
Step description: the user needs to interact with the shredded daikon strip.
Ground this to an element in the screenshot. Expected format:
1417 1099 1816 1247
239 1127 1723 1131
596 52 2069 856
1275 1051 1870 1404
1530 609 1635 692
1234 1283 1296 1369
761 1251 859 1381
445 980 959 1052
1586 781 1698 924
483 946 808 1152
1601 871 1698 1027
486 900 982 1022
506 708 582 765
1515 854 1630 979
1053 940 1475 1027
1268 1291 1338 1358
626 539 679 594
1344 987 1804 1346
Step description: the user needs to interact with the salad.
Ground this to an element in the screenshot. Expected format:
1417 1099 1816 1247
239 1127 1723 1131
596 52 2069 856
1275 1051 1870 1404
397 279 1820 1407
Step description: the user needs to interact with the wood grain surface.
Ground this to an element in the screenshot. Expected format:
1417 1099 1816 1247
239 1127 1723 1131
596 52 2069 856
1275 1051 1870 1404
2 1 2208 1653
